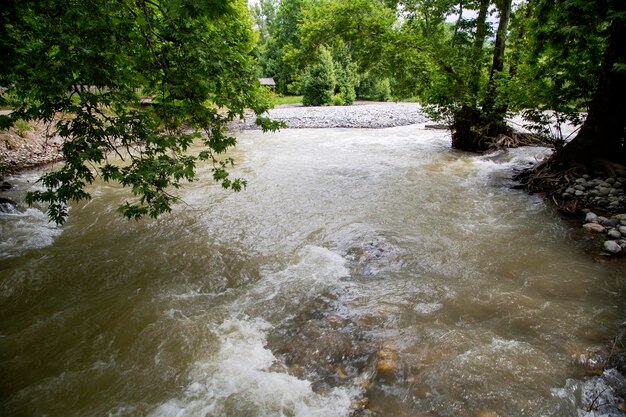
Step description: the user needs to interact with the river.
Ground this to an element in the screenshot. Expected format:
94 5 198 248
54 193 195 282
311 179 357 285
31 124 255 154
1 124 625 416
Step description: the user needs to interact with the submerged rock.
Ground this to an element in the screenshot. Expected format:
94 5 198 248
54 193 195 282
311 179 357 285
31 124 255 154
345 237 400 277
0 181 12 191
375 345 400 380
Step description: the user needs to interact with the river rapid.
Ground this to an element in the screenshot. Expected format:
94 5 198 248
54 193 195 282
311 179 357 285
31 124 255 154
1 124 625 417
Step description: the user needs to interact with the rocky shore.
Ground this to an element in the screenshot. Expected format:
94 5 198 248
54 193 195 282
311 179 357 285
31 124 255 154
0 119 65 173
553 172 626 256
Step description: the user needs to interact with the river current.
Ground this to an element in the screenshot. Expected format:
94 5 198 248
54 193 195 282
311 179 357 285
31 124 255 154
1 124 625 416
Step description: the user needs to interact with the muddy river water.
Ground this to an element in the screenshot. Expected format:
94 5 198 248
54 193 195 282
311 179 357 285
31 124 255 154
1 124 625 416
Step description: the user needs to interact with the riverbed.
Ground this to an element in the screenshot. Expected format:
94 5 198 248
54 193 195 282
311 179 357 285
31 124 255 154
1 123 625 416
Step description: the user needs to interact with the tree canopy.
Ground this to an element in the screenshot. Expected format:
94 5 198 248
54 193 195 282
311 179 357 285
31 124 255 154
2 0 625 224
254 0 624 166
0 0 282 224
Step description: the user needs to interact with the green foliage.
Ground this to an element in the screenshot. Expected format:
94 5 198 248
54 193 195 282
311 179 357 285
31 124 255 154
507 0 608 145
0 0 280 224
13 119 31 138
258 0 309 94
332 43 359 105
302 47 336 106
359 76 392 101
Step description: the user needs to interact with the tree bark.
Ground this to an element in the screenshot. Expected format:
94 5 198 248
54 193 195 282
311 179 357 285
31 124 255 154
483 0 512 118
467 0 490 104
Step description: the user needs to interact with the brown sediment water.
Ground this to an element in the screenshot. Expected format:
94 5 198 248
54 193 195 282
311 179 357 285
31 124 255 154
0 124 624 416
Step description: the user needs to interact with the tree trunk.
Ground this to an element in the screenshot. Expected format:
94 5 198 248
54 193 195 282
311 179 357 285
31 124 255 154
482 0 512 120
467 0 490 104
555 12 626 167
453 0 514 152
452 0 490 151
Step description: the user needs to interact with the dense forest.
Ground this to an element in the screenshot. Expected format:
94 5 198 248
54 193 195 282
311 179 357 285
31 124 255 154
1 0 625 222
251 0 625 162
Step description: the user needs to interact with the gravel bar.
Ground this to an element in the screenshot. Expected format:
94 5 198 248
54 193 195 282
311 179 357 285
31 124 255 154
243 102 430 129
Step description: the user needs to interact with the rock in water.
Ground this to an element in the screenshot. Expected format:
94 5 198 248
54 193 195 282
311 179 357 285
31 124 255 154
583 223 606 233
585 212 599 224
603 241 622 254
0 197 17 213
0 181 12 191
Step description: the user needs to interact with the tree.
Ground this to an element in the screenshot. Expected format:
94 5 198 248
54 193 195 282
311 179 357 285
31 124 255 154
302 47 336 106
0 0 280 224
546 0 626 167
260 0 309 94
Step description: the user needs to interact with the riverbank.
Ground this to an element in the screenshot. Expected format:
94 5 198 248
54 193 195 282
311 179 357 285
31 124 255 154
0 119 65 174
2 103 626 255
0 103 428 174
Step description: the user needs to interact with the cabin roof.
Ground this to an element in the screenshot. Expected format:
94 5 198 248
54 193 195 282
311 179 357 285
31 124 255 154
258 77 276 86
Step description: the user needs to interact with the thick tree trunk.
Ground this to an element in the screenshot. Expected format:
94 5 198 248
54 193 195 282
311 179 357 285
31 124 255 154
555 12 626 167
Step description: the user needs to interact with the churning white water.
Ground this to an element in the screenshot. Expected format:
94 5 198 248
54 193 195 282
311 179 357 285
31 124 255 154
0 124 624 417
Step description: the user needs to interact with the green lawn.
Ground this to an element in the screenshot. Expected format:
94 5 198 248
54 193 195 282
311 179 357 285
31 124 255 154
272 95 303 106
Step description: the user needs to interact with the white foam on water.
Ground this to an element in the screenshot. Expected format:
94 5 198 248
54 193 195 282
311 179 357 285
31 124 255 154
0 207 62 259
149 317 356 417
414 302 443 315
468 146 552 181
241 245 350 307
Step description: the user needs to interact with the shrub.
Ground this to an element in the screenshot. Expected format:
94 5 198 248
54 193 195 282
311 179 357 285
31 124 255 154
302 47 336 106
14 119 31 138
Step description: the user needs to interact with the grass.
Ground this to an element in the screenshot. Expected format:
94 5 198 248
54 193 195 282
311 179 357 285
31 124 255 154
272 95 303 106
14 119 31 138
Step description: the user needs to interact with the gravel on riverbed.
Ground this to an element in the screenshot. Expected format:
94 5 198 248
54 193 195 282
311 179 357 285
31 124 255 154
239 102 430 129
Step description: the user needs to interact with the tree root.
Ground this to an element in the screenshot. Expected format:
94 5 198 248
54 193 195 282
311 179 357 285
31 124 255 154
487 131 548 151
514 156 582 213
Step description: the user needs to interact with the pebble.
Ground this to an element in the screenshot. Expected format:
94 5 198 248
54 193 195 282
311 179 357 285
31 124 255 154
602 218 620 228
585 212 599 224
583 223 606 233
603 240 622 254
607 229 622 239
582 212 626 255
